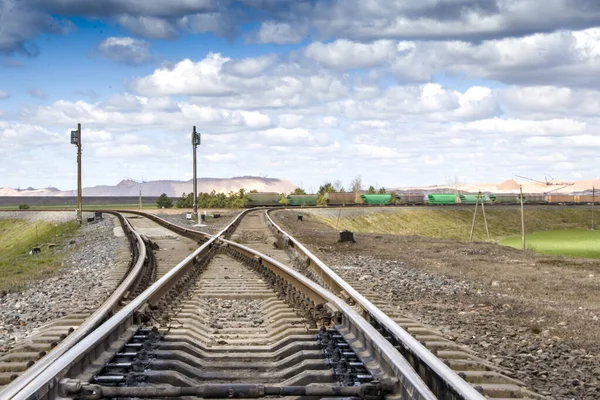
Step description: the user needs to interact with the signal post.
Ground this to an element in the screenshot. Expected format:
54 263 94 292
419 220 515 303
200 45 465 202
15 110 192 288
192 126 201 218
71 124 82 224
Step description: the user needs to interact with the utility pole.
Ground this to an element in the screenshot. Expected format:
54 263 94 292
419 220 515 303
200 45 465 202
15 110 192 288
192 126 201 217
139 190 142 209
480 191 490 240
520 185 526 250
70 123 82 224
469 192 479 242
592 186 596 230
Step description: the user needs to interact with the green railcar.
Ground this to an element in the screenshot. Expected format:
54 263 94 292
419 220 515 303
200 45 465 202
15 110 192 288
286 194 318 206
360 194 392 205
427 193 457 205
459 194 489 204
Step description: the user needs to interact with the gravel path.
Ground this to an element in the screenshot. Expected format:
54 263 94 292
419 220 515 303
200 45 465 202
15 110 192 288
0 214 127 352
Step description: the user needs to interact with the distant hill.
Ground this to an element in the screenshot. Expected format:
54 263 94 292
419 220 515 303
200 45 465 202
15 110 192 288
0 177 297 197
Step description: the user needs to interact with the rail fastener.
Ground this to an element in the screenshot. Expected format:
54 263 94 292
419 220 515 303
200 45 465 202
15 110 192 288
59 379 396 399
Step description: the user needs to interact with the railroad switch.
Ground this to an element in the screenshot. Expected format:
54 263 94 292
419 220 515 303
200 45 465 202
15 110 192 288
317 327 373 386
90 327 162 387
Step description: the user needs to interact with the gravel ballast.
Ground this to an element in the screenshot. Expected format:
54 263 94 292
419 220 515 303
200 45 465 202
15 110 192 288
272 210 600 399
328 254 599 399
0 212 128 352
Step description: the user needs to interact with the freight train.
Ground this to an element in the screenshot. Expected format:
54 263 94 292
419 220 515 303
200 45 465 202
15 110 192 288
246 192 598 207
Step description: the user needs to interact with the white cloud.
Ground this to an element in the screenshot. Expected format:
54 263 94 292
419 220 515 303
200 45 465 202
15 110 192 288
250 22 306 44
0 121 62 151
117 15 179 39
131 54 234 96
98 37 154 65
465 117 588 137
354 144 401 158
293 28 600 88
0 90 8 99
10 20 600 190
498 86 600 117
205 152 236 162
389 28 600 86
259 127 331 147
562 135 600 147
523 136 556 147
222 55 276 77
95 144 153 158
305 40 396 69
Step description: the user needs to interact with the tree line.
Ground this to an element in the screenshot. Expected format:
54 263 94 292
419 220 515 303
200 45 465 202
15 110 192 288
155 175 389 209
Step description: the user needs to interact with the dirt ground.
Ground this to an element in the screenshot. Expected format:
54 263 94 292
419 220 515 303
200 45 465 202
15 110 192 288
272 209 600 399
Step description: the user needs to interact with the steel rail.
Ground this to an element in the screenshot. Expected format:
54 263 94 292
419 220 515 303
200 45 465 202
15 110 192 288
265 209 487 400
7 209 250 400
220 237 436 400
0 212 148 400
114 210 214 242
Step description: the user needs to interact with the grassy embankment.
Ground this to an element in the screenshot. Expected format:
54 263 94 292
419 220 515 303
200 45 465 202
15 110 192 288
0 219 80 292
313 207 599 257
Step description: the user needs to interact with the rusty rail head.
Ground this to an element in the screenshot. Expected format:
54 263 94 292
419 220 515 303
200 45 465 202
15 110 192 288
264 209 487 400
5 209 251 400
0 211 147 400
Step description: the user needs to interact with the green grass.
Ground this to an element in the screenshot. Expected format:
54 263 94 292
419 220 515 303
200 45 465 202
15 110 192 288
499 229 600 258
313 208 595 242
0 219 81 292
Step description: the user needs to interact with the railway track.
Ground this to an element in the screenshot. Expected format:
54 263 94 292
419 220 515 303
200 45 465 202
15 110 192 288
0 213 141 391
265 210 543 400
0 208 539 400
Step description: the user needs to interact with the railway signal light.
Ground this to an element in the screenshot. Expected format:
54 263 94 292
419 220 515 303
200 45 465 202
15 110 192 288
192 128 201 146
70 130 80 145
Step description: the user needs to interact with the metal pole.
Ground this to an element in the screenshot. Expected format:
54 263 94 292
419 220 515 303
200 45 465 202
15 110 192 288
76 123 82 224
480 191 490 241
520 185 526 250
139 190 142 209
592 186 595 230
192 126 198 217
469 192 479 241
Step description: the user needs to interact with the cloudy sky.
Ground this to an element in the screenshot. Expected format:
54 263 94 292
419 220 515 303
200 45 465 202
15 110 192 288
1 0 600 191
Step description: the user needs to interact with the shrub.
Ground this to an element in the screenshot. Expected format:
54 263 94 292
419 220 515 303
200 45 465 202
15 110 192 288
156 193 173 208
18 204 30 210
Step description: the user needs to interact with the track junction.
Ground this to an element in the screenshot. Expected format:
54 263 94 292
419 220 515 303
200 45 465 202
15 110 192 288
0 209 540 400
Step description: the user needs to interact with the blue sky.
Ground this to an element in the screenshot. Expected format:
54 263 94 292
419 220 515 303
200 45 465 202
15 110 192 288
2 0 600 191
